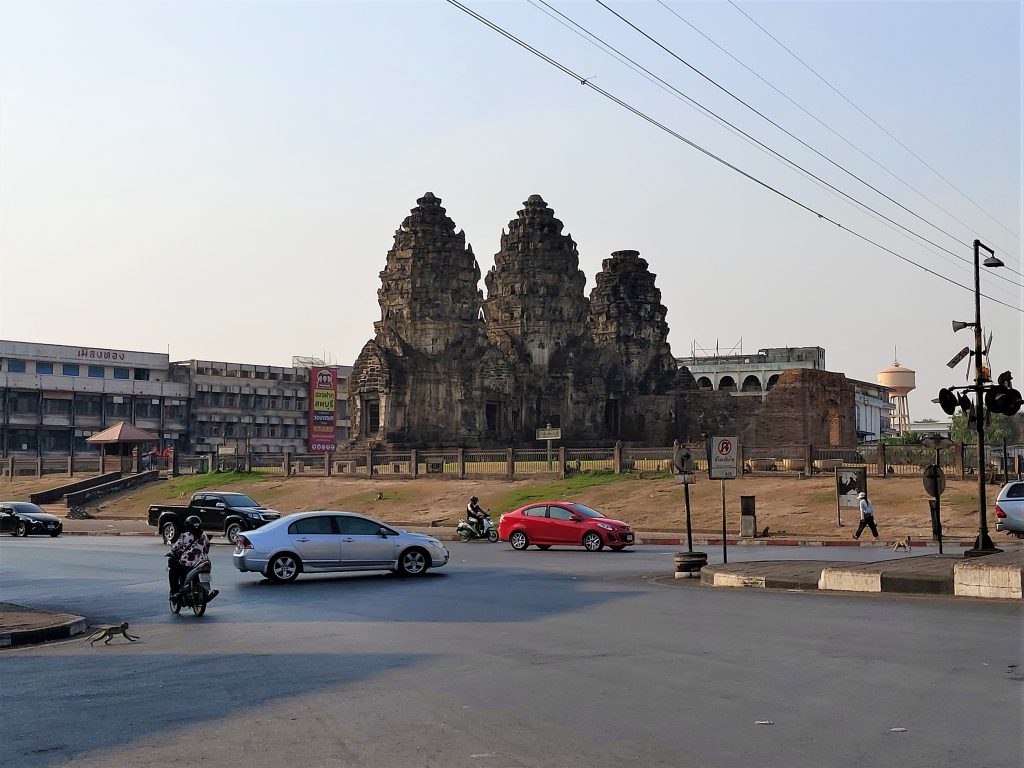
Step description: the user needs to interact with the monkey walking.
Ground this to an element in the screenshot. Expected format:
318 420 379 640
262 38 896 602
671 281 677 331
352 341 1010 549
83 622 138 646
891 537 911 553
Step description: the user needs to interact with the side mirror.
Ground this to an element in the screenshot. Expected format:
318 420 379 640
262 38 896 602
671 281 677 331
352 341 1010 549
215 502 226 510
571 515 583 522
378 527 389 538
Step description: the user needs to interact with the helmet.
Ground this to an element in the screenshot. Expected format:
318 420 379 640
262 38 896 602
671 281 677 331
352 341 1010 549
470 496 479 503
185 515 202 532
857 492 867 499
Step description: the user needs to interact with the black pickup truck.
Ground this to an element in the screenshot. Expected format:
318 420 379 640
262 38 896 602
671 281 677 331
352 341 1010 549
149 491 281 544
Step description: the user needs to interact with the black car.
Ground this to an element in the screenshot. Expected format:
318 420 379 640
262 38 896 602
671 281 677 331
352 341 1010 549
0 502 64 537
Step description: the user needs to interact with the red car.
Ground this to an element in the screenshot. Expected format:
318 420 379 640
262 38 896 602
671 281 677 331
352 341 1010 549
498 502 634 552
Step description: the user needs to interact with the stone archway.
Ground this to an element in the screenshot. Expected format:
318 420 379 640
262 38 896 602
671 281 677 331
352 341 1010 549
696 376 713 390
718 375 736 391
741 375 761 393
766 374 781 391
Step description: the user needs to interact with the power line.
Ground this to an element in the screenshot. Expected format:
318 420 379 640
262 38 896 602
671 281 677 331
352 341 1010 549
441 0 1022 313
594 0 1024 283
728 0 1022 246
655 0 1015 265
528 0 1021 299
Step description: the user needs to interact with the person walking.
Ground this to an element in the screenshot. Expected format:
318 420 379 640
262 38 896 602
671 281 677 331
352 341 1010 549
853 491 878 540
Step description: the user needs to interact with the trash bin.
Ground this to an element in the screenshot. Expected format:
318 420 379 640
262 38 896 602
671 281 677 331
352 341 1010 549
740 495 757 537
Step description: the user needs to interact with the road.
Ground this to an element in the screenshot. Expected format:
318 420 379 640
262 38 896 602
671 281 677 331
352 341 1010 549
1 537 1020 768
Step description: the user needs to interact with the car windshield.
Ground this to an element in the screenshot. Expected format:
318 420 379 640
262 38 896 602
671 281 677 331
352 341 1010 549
220 494 259 507
10 503 46 515
568 503 605 519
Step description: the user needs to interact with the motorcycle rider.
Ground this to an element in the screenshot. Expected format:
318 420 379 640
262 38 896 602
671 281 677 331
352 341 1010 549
168 515 218 602
466 496 486 537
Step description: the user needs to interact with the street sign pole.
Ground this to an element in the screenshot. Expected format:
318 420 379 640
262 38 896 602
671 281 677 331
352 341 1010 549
684 481 693 554
720 479 727 564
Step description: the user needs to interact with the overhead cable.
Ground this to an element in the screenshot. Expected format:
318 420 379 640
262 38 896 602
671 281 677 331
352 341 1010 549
442 0 1022 313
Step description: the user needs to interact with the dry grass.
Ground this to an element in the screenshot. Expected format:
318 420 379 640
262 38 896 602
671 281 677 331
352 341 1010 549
5 469 1014 539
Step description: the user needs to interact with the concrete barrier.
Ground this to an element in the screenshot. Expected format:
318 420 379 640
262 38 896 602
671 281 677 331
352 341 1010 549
819 567 882 592
954 553 1023 599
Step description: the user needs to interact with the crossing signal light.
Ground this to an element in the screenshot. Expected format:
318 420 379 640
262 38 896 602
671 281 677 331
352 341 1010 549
938 388 957 415
986 386 1023 416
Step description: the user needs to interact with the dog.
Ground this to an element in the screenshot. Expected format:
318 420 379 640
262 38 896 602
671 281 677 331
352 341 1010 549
375 491 385 501
83 622 139 646
891 537 911 552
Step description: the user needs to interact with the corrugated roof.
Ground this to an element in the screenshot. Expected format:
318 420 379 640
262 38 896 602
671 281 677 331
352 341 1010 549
85 421 160 444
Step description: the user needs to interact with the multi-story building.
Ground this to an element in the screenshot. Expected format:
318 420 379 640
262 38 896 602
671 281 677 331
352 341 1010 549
170 359 352 454
0 340 190 456
849 379 895 443
677 346 826 397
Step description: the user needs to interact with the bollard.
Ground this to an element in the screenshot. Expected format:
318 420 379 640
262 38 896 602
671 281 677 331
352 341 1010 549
674 551 708 579
740 495 757 537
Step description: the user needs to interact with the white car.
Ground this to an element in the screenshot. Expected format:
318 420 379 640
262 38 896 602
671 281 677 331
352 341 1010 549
232 511 449 582
994 481 1024 537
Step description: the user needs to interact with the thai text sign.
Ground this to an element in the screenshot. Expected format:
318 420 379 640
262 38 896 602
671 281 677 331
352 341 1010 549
308 366 337 452
536 427 561 441
708 436 738 479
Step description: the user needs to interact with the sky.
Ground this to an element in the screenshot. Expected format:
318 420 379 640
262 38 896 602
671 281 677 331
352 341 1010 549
0 0 1021 422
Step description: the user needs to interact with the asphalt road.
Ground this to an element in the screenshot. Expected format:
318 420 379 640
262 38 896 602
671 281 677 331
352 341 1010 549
1 538 1020 768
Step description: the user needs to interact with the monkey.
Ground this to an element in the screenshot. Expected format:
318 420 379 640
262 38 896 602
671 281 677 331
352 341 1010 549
83 622 138 646
760 526 769 538
891 537 911 553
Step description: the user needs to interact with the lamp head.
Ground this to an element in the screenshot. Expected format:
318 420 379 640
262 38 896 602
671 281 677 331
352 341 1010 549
983 254 1004 268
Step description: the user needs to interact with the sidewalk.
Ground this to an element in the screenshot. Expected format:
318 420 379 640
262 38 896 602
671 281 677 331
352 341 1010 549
0 603 88 647
57 517 979 548
699 549 1024 599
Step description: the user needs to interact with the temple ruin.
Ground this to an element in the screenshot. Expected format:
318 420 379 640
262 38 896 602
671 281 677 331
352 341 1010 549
349 193 856 447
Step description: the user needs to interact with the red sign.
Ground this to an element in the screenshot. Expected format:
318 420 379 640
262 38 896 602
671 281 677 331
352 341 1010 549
308 366 337 452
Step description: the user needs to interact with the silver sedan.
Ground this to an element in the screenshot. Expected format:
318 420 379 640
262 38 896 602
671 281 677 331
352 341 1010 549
232 511 449 582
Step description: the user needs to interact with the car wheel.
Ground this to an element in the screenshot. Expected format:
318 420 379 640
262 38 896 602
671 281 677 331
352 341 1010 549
509 530 529 550
49 531 60 538
487 529 499 543
537 544 551 550
268 553 301 583
161 521 178 545
16 521 27 537
582 531 604 552
225 522 242 544
610 545 626 551
397 547 429 576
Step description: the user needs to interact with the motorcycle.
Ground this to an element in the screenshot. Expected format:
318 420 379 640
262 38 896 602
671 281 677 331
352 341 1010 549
457 513 500 543
168 555 215 616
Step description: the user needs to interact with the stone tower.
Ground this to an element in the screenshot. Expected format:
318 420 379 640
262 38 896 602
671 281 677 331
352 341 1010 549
375 192 482 356
483 195 589 368
588 250 681 395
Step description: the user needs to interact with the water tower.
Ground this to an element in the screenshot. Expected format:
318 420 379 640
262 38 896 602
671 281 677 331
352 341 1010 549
877 359 916 435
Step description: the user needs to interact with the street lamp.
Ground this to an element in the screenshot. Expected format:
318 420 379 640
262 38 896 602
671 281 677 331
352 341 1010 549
952 239 1005 555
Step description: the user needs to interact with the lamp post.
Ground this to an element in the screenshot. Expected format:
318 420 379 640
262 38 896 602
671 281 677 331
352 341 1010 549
955 240 1005 555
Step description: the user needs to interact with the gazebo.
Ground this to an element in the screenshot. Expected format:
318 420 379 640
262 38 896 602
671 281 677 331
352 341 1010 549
86 421 160 474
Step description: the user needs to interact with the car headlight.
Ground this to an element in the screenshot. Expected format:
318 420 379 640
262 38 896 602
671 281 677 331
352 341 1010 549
428 540 446 550
596 523 615 531
247 512 262 519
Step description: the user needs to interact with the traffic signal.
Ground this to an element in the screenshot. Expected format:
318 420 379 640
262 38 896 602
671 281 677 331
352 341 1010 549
986 385 1023 415
938 388 957 415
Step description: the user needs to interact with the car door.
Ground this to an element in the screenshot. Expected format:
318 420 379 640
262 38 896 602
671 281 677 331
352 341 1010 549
337 515 398 568
1003 482 1024 528
0 506 15 535
546 505 582 544
286 515 343 571
190 495 216 529
520 505 549 542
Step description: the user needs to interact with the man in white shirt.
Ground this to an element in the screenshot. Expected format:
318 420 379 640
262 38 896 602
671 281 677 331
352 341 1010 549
853 491 878 540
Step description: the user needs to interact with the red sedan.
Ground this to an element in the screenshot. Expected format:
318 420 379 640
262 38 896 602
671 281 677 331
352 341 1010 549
498 502 635 552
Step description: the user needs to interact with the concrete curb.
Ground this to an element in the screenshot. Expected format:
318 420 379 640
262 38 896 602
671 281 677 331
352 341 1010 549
0 615 89 648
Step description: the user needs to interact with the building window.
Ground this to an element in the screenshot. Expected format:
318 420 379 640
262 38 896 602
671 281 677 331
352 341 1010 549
76 395 102 417
41 430 70 452
106 396 131 419
36 362 54 375
88 366 104 378
269 399 277 409
337 399 348 419
43 398 72 415
114 368 129 380
254 426 263 438
6 428 37 452
365 400 380 435
136 400 161 419
134 368 150 381
7 359 26 373
226 425 235 437
63 364 80 377
11 392 38 414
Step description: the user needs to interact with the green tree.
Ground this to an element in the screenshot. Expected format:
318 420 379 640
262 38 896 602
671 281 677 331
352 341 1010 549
951 412 1018 444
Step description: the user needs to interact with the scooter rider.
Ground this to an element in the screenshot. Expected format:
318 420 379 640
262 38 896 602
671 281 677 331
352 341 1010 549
467 496 486 536
168 515 218 601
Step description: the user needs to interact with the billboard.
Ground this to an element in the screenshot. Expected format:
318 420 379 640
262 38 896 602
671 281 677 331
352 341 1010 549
308 366 337 452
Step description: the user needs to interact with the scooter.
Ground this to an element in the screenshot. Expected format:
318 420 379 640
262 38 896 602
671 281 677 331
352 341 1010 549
457 513 500 542
168 555 216 617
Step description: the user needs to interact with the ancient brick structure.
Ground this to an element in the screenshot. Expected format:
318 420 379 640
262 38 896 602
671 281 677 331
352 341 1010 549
349 193 857 448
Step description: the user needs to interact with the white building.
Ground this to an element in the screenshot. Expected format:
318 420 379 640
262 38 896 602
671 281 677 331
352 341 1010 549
677 346 826 398
0 340 190 455
849 379 895 443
